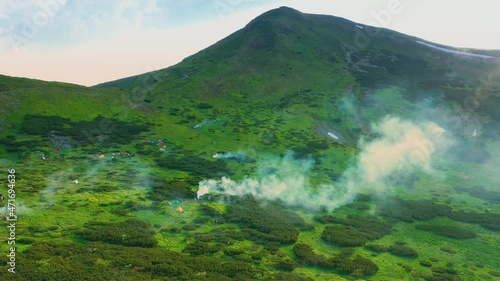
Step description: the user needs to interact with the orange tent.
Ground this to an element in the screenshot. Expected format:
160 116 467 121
175 207 184 213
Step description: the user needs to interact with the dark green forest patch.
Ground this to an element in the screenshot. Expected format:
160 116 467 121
457 186 500 203
321 226 367 247
156 153 232 179
387 244 419 258
2 241 273 280
223 196 312 245
20 114 150 146
148 177 196 200
314 214 392 240
78 219 157 247
415 224 477 239
293 243 378 277
376 197 452 222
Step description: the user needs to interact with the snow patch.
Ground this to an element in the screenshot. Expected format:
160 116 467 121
327 132 339 140
416 41 495 59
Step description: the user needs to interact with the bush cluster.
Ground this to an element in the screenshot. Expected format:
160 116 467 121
148 177 196 200
78 219 157 247
387 244 419 258
448 210 500 231
156 153 231 179
293 243 378 276
415 224 477 239
0 241 271 280
364 244 388 253
321 225 368 247
20 114 150 146
315 214 392 244
223 197 305 245
376 197 452 222
377 196 500 232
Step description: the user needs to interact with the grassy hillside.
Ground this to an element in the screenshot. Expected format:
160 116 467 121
1 6 499 281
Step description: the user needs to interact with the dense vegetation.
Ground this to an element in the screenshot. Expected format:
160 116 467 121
315 214 392 240
20 114 150 146
1 6 499 281
377 196 500 231
293 243 378 276
223 196 311 245
78 219 158 247
415 224 477 239
156 154 232 179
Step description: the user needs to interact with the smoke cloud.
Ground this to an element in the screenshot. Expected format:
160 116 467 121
212 151 255 163
198 116 454 211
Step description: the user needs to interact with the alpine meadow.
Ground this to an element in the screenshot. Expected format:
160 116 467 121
1 6 500 281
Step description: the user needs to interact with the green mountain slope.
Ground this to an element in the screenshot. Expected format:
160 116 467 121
1 6 500 281
96 6 500 142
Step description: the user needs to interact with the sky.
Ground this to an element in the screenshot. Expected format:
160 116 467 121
0 0 498 86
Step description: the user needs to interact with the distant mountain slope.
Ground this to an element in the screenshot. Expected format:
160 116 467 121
2 6 500 156
0 75 148 138
94 6 500 141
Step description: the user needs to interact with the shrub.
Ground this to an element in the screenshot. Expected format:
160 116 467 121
223 197 301 245
489 271 500 277
148 178 196 200
415 224 477 239
420 260 433 267
274 259 298 272
197 103 214 109
342 215 392 240
78 219 157 247
376 197 452 222
440 247 457 254
21 114 71 135
293 244 379 277
293 243 332 268
330 255 379 276
184 241 221 255
321 226 367 247
364 244 388 253
7 241 266 280
388 245 418 258
156 154 231 178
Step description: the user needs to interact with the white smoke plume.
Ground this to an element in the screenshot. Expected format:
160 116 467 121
198 116 453 211
212 151 255 163
355 116 451 184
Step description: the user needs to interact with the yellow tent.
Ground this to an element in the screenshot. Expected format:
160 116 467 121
175 207 184 213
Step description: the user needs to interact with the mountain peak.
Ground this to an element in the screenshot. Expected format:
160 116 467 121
245 6 304 27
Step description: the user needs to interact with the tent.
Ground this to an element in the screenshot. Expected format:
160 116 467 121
175 207 184 213
73 180 79 184
174 200 181 204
